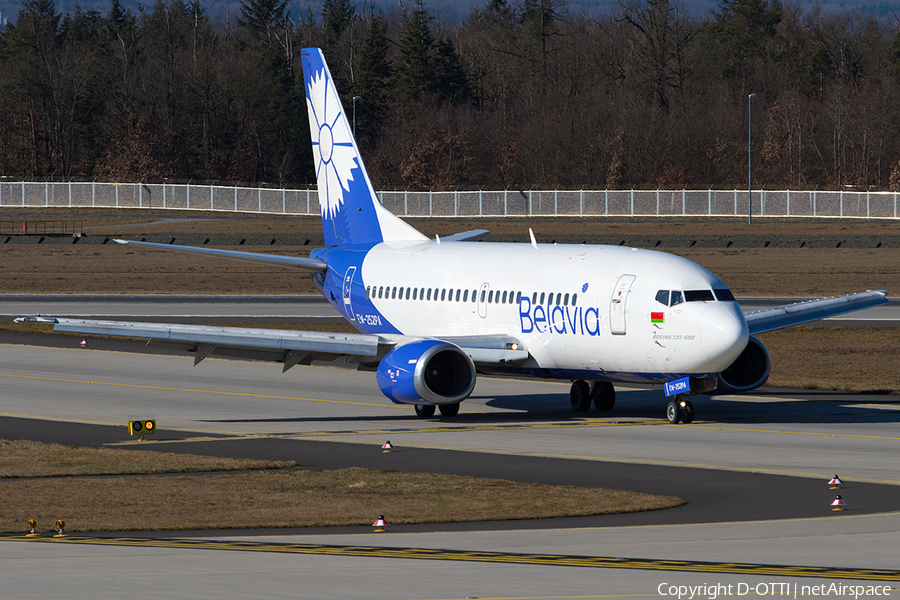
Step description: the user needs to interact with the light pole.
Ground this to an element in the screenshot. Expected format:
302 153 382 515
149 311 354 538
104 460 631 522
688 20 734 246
352 96 362 138
748 93 756 225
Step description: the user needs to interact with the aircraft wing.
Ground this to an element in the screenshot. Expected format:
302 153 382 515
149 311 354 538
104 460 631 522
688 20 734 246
742 290 889 335
51 318 385 371
42 319 530 370
113 239 327 272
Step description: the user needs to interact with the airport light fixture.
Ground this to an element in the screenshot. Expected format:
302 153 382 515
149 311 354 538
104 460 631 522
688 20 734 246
748 93 757 225
128 419 156 440
352 96 362 137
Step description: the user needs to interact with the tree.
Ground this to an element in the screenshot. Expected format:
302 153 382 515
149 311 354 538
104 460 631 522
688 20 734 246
704 0 781 93
617 0 699 110
321 0 355 49
351 14 390 146
395 2 436 103
400 128 473 189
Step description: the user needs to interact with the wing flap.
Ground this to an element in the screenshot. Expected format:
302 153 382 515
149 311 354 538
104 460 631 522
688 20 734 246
52 319 382 356
743 290 889 335
114 239 327 272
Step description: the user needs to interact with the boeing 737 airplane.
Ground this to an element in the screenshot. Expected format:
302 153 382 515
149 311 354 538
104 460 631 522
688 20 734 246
38 48 888 423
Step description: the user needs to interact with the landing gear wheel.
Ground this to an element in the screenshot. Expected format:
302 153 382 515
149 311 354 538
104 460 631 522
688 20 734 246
681 400 694 424
590 381 616 412
666 398 682 424
415 404 436 418
438 402 460 417
570 380 592 412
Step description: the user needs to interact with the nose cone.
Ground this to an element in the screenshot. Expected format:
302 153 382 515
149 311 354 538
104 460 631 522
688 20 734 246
699 303 749 370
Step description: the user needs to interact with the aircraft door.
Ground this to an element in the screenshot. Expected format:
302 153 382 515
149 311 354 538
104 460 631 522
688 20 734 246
477 283 490 318
342 266 356 319
609 274 636 335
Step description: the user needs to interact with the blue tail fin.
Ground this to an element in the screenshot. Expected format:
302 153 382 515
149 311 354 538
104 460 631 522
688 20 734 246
301 48 426 247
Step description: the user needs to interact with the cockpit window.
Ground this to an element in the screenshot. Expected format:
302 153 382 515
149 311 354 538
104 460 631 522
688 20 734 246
714 288 736 301
655 290 669 306
684 290 715 302
670 290 683 306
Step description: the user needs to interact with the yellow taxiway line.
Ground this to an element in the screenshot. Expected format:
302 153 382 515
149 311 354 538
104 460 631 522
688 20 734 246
5 535 899 581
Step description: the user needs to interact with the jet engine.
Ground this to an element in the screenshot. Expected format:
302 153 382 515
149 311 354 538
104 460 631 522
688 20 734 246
376 340 476 405
716 335 771 394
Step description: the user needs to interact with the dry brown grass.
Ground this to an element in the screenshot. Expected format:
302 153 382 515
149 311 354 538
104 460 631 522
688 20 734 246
3 212 900 295
758 327 900 393
0 439 296 478
0 441 682 533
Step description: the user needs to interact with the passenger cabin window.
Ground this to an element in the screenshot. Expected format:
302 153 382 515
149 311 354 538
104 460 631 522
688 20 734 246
516 292 522 304
463 290 468 302
714 288 736 301
572 293 577 306
685 290 715 302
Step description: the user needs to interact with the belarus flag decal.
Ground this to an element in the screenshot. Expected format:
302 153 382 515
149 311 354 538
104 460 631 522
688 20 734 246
650 312 665 324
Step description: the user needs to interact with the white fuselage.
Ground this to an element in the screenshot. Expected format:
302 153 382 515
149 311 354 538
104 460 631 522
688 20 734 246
334 240 749 384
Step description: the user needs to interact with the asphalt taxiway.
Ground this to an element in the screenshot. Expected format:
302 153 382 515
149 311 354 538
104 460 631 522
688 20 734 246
1 334 899 598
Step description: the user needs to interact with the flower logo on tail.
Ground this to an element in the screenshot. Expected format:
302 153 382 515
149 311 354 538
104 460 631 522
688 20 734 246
307 68 357 219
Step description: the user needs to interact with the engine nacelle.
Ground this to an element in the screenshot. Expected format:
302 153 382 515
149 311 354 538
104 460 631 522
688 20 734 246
716 335 771 394
376 340 476 405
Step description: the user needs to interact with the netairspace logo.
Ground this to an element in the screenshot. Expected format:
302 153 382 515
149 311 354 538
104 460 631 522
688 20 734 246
657 582 893 599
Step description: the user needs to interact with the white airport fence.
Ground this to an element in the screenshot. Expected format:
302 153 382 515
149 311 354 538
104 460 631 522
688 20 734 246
1 180 899 219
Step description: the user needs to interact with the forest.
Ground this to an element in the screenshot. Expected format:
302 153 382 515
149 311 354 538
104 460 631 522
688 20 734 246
2 0 900 191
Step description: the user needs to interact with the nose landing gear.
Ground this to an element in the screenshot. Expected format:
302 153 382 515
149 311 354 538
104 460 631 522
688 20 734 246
666 395 694 424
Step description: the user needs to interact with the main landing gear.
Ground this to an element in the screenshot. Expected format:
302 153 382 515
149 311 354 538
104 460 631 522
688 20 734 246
569 380 617 413
666 395 694 424
414 403 460 418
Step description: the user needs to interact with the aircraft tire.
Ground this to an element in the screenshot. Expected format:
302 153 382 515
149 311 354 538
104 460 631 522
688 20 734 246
415 404 436 418
438 402 460 417
570 380 592 412
681 401 694 424
666 399 682 424
590 381 616 412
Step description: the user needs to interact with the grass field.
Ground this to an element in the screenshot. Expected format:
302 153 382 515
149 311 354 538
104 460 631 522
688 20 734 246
0 440 682 533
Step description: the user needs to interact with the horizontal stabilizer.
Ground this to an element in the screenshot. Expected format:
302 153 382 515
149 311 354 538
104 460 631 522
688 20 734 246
442 229 490 242
743 290 889 335
114 239 327 272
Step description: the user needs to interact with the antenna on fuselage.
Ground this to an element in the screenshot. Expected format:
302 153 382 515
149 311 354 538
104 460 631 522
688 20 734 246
529 228 538 249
